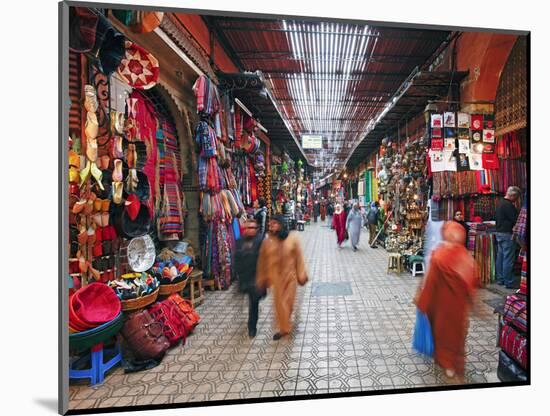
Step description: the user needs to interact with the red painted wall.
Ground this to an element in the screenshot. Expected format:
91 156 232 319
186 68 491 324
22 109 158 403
175 13 239 73
436 32 517 103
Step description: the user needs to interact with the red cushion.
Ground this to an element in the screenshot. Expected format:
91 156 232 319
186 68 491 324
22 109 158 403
72 282 121 325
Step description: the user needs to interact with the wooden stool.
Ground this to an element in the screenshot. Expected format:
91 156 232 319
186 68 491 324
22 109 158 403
184 270 204 307
387 253 403 274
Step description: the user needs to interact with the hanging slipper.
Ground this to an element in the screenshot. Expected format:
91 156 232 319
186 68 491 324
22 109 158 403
85 112 99 141
112 181 123 205
84 85 99 113
112 136 124 159
115 112 125 135
79 160 91 187
112 159 123 182
69 150 80 169
90 162 105 191
124 194 141 221
86 136 98 163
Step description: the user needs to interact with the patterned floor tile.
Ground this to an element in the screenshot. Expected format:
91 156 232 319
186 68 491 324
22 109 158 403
68 223 504 411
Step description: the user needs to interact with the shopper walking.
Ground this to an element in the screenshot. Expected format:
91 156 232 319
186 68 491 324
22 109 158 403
415 221 478 382
253 197 268 236
320 199 327 222
366 201 379 248
495 186 521 288
332 204 347 248
257 215 308 340
327 201 334 226
235 219 266 337
313 200 320 223
346 203 363 251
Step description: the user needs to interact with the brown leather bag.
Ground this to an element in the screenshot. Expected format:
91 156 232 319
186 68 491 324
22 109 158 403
122 310 170 360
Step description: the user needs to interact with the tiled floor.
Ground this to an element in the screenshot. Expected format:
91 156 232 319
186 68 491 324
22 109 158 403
69 221 502 410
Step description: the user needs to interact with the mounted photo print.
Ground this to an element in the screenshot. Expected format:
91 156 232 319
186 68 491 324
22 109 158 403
59 2 530 415
483 129 496 143
443 111 456 127
457 112 470 128
431 113 443 128
471 114 484 130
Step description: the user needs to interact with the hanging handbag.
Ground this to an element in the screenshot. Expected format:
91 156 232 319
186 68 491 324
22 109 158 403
122 310 170 360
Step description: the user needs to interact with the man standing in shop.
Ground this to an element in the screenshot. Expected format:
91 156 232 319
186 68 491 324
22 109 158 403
366 201 380 248
495 186 521 289
235 218 266 337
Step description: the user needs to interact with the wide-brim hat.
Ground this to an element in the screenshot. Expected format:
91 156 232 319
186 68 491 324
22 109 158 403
127 234 156 272
117 41 159 90
93 12 125 76
120 203 151 238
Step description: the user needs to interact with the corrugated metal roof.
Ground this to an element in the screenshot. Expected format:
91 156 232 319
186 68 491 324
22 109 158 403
206 16 450 176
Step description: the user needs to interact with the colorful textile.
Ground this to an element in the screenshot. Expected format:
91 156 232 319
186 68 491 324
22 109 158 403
512 206 527 247
192 75 220 116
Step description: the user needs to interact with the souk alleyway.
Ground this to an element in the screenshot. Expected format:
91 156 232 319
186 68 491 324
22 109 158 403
69 221 501 410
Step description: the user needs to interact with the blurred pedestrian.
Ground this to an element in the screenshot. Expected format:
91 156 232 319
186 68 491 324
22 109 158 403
257 215 308 340
366 201 379 248
313 200 320 223
346 203 363 251
253 197 268 236
327 201 334 226
235 219 266 337
320 199 327 222
415 221 478 382
332 204 347 248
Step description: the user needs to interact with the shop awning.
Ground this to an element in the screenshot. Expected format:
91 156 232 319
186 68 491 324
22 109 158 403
345 70 468 169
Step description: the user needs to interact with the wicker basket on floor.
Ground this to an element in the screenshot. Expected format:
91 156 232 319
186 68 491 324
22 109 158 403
158 277 189 296
120 288 159 311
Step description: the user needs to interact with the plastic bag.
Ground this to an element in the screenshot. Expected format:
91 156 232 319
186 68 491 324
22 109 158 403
412 309 434 357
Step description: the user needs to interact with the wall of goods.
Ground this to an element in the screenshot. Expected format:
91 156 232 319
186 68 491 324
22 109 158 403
363 109 526 286
67 8 301 384
192 75 302 288
271 152 311 215
427 111 526 286
68 8 204 381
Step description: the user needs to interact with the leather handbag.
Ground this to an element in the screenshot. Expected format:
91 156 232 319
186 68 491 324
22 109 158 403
499 323 527 369
166 294 200 331
122 310 170 360
149 300 190 346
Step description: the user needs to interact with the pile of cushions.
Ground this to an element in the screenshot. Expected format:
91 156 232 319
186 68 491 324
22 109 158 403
151 255 193 284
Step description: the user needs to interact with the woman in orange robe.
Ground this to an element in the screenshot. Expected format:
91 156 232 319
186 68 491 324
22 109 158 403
257 215 308 340
415 221 478 381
